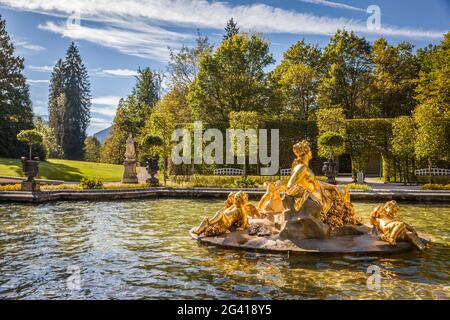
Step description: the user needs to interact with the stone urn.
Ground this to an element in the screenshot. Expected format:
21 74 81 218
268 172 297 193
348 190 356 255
20 157 40 191
146 158 159 187
322 158 338 185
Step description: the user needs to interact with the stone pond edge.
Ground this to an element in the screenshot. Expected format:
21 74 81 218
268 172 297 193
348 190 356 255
1 187 450 203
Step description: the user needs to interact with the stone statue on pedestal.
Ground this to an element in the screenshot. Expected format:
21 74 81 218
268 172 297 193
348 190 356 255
122 134 138 184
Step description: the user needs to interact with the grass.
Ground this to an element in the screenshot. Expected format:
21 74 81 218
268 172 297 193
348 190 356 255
0 158 123 182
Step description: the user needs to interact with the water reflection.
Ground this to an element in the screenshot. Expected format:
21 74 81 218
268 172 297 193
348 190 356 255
0 199 449 299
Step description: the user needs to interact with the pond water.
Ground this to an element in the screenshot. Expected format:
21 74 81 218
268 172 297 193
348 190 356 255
0 199 449 299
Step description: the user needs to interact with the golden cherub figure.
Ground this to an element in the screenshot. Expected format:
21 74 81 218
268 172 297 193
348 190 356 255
257 181 286 216
242 192 261 218
193 191 250 237
370 200 425 250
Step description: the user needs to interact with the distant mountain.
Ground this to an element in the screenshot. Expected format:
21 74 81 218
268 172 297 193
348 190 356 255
94 126 112 144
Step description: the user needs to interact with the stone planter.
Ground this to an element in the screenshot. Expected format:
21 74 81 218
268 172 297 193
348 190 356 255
20 157 40 191
322 158 338 185
146 158 159 186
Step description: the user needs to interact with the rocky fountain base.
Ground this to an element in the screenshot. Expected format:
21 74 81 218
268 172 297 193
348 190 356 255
190 218 429 255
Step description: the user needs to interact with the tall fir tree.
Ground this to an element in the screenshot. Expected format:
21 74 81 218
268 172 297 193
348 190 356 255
0 15 34 157
48 42 91 160
224 18 239 40
48 59 66 150
133 67 162 109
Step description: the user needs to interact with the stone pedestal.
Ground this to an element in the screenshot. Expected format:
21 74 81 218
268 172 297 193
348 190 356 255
279 194 329 240
122 159 138 184
21 181 40 192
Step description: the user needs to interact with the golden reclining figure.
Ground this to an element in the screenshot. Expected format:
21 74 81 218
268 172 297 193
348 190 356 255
370 200 425 250
193 191 255 237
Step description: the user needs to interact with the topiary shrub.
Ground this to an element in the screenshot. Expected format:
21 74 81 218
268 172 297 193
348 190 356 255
80 177 104 190
318 131 345 159
17 129 44 159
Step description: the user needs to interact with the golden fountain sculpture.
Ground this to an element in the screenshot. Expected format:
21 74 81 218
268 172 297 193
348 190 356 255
193 191 250 237
370 200 425 250
192 140 426 251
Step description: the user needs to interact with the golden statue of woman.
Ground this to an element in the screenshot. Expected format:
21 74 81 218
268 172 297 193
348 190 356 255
280 140 357 240
193 191 250 237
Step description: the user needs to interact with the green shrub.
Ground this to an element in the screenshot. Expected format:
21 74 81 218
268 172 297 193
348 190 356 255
417 176 450 185
422 183 450 190
41 184 81 191
80 177 104 190
105 183 151 189
232 176 258 188
169 175 294 188
345 183 370 190
0 184 21 191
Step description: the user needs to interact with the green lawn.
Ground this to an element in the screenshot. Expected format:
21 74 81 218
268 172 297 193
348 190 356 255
0 158 124 182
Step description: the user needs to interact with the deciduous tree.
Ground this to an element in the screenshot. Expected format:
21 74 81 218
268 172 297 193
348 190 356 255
189 32 274 123
317 30 373 118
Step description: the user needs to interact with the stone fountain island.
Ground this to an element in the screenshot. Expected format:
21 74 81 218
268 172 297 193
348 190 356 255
190 140 430 256
190 220 429 255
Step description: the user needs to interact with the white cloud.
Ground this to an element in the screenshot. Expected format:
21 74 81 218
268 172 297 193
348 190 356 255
1 0 446 63
27 65 53 72
15 40 46 51
91 96 121 118
298 0 365 12
29 65 138 78
91 95 122 106
28 79 50 84
91 106 117 117
88 117 112 134
39 21 188 61
90 117 112 125
92 68 138 77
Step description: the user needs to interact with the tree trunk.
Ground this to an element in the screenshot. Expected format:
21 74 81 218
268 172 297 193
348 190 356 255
29 145 32 159
404 158 408 185
428 158 432 184
382 153 390 183
393 157 397 183
164 157 168 185
351 157 357 182
243 157 247 177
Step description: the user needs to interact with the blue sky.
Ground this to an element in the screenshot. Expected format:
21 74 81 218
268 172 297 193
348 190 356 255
1 0 448 135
